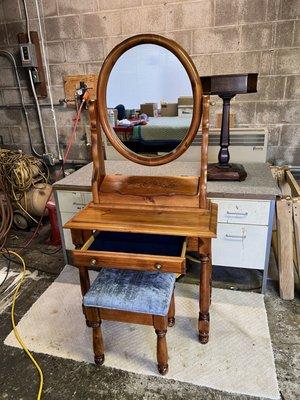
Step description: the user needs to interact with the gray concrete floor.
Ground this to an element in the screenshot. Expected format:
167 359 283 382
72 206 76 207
0 227 299 400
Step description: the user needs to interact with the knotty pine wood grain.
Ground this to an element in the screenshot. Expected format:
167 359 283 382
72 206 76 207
65 202 217 237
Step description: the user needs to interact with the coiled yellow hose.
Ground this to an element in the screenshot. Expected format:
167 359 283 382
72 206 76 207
6 250 44 399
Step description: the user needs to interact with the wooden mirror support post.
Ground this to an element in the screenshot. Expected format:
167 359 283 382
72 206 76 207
201 73 258 181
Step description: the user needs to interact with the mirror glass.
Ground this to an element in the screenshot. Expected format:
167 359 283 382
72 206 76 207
106 44 193 157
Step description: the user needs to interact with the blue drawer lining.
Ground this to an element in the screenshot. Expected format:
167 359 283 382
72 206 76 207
88 231 185 257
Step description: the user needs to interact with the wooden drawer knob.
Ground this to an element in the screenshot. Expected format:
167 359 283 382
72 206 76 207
90 259 97 266
154 263 162 270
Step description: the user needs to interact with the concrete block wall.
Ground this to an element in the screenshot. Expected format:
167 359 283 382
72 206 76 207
0 0 299 165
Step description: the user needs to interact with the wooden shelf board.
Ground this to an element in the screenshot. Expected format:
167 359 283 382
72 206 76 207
64 203 217 238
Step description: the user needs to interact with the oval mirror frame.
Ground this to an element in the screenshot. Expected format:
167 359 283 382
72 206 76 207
97 34 203 166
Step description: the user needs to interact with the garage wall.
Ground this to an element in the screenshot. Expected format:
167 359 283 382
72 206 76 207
0 0 299 164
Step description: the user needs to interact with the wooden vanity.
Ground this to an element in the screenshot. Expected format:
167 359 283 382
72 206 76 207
63 34 221 344
65 109 218 344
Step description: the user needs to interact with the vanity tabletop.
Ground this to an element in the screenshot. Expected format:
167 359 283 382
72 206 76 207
53 161 280 200
64 202 218 238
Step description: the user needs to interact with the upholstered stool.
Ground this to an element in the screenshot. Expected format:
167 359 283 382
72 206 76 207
83 268 176 375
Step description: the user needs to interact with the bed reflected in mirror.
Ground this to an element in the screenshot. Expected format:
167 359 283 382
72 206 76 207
106 44 194 157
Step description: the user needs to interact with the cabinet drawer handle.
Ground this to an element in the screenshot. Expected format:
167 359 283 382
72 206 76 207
225 234 246 239
90 259 97 266
226 211 248 216
154 263 162 270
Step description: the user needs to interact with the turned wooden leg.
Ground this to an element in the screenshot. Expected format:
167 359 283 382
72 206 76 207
86 308 105 365
153 316 168 375
93 324 105 365
210 275 212 306
168 291 175 327
79 267 91 327
82 305 92 327
199 238 212 344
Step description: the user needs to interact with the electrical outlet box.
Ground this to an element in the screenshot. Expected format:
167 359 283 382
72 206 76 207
64 75 98 101
19 43 38 68
18 31 47 98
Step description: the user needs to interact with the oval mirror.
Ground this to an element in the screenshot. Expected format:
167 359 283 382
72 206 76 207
98 34 202 166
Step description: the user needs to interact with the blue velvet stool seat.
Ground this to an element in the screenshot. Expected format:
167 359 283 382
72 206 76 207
82 268 176 375
83 269 176 315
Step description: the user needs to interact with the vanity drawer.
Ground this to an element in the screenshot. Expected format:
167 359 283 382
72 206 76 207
212 223 268 269
212 199 270 226
72 231 187 274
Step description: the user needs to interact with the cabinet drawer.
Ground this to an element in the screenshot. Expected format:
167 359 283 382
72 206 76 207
212 223 268 269
212 199 270 226
72 231 187 274
56 191 89 213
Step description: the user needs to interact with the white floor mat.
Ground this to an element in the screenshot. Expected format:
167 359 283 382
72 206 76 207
4 265 279 399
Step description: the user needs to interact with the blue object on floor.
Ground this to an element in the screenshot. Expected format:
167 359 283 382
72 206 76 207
83 268 176 316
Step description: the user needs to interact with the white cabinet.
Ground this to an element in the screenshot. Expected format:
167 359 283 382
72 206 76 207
212 223 268 269
56 191 87 213
55 190 92 252
211 198 272 271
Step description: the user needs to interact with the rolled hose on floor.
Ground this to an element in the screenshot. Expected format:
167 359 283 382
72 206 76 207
0 149 49 224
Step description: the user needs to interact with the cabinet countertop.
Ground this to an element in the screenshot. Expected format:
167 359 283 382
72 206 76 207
53 161 280 200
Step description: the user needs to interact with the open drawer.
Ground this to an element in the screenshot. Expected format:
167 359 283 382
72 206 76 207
72 231 187 274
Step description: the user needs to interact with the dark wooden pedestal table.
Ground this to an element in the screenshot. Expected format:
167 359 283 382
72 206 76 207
201 73 258 181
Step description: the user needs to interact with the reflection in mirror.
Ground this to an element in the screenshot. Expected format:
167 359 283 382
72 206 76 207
106 44 193 157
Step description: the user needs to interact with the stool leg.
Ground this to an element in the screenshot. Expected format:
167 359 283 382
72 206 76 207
79 267 91 327
168 291 175 327
93 323 105 365
82 305 92 327
153 316 168 375
86 308 105 365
